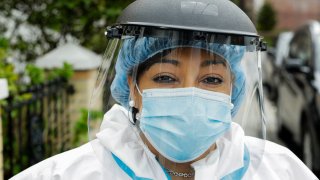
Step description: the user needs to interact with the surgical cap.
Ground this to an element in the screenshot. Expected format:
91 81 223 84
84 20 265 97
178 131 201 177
110 37 245 117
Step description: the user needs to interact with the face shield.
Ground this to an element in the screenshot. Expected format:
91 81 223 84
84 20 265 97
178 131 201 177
88 26 267 176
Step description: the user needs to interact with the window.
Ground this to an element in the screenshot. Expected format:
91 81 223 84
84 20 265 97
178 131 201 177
288 29 312 65
316 34 320 71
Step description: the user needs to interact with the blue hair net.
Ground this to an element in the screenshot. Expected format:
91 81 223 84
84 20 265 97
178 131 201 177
111 37 245 117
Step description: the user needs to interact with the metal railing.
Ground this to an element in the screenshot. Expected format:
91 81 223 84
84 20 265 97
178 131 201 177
1 78 74 179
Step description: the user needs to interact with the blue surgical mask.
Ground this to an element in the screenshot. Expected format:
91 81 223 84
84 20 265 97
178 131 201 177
138 87 234 163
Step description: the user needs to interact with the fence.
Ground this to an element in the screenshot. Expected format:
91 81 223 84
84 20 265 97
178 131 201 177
1 78 74 179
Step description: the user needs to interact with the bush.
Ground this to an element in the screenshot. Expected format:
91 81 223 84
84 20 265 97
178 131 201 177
73 108 103 146
257 3 277 31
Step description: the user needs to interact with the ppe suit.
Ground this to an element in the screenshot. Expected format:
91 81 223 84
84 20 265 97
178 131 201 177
10 0 319 179
11 104 317 179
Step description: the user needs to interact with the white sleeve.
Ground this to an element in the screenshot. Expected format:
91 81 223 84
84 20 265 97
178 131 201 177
245 137 318 180
10 159 61 180
9 142 105 180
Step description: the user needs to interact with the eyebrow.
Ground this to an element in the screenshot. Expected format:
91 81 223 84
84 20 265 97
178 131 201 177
201 59 227 67
145 58 180 67
135 58 179 79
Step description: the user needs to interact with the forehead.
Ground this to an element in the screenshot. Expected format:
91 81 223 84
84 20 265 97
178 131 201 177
164 47 226 60
154 47 230 69
135 47 231 79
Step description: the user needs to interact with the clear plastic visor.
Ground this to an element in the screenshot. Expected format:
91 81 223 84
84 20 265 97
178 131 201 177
88 28 266 178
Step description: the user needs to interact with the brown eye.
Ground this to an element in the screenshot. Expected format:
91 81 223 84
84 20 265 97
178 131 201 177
202 76 223 85
153 75 177 84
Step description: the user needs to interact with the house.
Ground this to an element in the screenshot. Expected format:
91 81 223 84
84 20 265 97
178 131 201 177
35 43 102 127
247 0 320 30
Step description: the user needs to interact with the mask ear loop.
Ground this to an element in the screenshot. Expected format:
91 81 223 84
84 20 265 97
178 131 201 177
128 100 139 124
230 83 234 110
228 63 235 110
128 66 143 125
131 84 143 125
135 83 143 96
128 64 139 124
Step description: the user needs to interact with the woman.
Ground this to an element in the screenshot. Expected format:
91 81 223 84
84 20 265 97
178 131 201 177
12 0 318 179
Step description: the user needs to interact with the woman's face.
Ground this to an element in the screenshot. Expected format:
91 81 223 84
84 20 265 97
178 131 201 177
128 47 233 162
129 47 233 110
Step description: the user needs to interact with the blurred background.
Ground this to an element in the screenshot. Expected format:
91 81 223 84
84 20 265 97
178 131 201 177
0 0 319 179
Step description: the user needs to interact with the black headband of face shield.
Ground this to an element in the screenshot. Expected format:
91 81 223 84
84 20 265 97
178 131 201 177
106 25 266 51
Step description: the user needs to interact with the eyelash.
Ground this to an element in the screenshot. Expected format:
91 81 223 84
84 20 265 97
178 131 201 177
201 76 223 85
153 74 177 84
153 74 224 85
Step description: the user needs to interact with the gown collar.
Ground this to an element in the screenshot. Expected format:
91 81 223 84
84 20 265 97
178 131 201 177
96 104 246 179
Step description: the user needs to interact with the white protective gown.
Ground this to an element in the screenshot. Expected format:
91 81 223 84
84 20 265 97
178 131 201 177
11 105 318 180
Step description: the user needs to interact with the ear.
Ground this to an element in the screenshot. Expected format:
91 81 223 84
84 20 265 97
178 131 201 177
127 76 136 95
127 76 138 104
127 76 142 110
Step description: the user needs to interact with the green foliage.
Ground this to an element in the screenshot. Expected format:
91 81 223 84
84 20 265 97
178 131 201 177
0 37 9 48
73 108 103 146
230 0 240 6
0 36 74 105
0 37 9 61
25 62 74 86
0 62 19 99
263 36 274 48
0 38 19 98
48 62 74 80
25 64 45 85
0 0 134 61
230 0 245 11
0 61 74 106
257 3 277 31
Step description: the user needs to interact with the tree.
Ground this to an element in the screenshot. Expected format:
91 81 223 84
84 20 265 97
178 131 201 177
0 0 134 62
257 2 277 31
230 0 245 12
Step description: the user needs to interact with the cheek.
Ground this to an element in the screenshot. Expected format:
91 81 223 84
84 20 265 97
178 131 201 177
225 73 233 92
218 69 233 94
225 84 233 95
223 76 233 95
204 84 232 95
